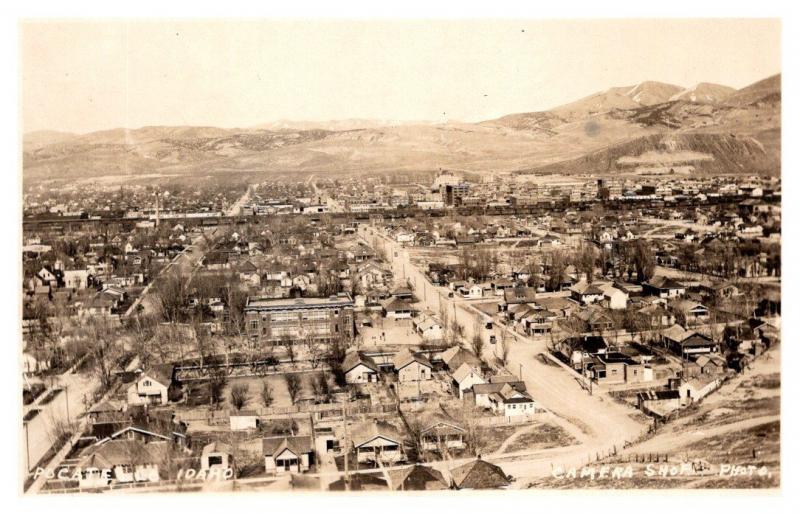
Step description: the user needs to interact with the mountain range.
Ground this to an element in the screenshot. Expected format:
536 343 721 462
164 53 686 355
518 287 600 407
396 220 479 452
23 74 781 182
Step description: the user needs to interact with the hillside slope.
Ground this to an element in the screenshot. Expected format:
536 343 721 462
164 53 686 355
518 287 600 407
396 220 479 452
23 74 781 181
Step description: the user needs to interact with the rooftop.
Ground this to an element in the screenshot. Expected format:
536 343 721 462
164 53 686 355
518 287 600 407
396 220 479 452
245 293 354 311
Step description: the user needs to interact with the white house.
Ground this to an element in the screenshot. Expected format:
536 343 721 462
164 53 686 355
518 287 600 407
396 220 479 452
63 269 90 289
126 366 172 406
570 281 605 305
343 352 379 384
489 383 536 418
451 363 485 399
413 315 444 341
262 436 314 474
601 285 629 310
459 284 483 299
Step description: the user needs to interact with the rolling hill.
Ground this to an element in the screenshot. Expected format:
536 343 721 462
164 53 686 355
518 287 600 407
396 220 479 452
22 74 781 182
670 83 736 104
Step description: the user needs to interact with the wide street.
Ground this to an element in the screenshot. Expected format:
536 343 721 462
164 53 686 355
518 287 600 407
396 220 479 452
359 224 649 483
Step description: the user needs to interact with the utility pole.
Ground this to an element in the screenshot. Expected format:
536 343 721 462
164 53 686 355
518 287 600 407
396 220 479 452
343 401 350 491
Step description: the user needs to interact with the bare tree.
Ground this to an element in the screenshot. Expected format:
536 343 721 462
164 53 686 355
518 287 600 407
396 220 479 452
154 270 188 323
470 332 485 363
230 383 250 411
285 374 302 405
85 317 123 391
494 329 511 368
260 380 274 408
209 367 227 407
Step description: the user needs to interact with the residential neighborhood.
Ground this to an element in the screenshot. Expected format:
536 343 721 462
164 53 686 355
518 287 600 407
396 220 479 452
18 18 783 501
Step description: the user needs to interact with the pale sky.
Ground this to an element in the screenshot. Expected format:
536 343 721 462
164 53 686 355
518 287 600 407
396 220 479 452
21 19 781 134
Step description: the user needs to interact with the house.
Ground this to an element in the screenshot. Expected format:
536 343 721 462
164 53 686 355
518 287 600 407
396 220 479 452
451 363 485 399
600 284 629 310
450 458 510 489
63 269 90 290
674 300 710 326
638 303 676 327
679 376 723 405
382 298 413 319
488 382 536 417
419 417 466 451
573 307 614 333
328 473 388 491
643 276 686 299
388 465 449 490
587 352 649 385
459 284 483 299
500 286 537 311
78 439 163 489
439 346 482 373
126 365 173 406
570 281 605 305
391 287 415 302
343 351 379 384
520 309 558 337
96 412 188 448
201 441 234 476
695 354 727 375
558 336 608 369
262 436 315 474
662 326 719 357
413 315 444 341
396 232 415 244
350 421 405 465
472 376 527 410
393 350 434 383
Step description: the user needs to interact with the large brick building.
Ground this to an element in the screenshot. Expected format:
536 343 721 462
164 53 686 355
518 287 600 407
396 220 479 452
244 293 355 344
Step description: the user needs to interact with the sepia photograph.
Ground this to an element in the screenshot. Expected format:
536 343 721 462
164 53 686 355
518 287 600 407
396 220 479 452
8 6 795 511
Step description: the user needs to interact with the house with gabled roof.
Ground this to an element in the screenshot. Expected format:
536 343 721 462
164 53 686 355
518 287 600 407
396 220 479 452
570 280 605 305
451 363 485 399
350 420 405 465
126 365 174 406
486 382 536 417
413 314 444 341
343 351 379 384
393 349 434 383
439 346 482 373
78 439 164 489
263 436 315 474
643 276 686 299
419 414 466 451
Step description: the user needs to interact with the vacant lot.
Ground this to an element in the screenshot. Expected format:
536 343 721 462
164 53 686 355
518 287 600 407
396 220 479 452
221 372 321 410
503 422 579 454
